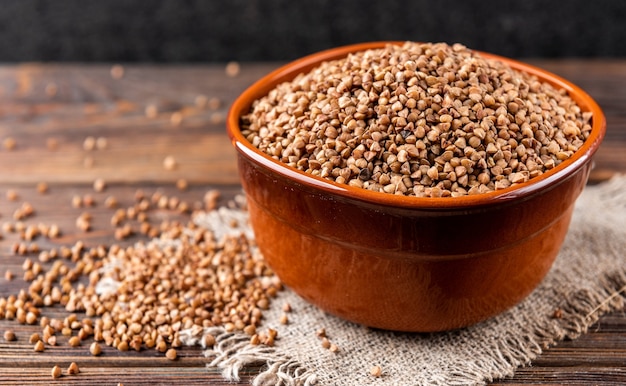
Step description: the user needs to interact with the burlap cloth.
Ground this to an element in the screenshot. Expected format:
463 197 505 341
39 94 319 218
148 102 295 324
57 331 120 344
182 175 626 386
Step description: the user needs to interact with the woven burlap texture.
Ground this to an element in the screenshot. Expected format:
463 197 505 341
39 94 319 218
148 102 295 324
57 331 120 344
182 175 626 386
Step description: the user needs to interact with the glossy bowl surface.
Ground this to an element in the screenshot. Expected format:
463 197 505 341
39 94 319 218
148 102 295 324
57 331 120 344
226 42 606 332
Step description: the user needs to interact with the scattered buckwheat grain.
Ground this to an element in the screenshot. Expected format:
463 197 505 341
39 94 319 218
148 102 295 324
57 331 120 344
165 348 177 360
111 64 125 79
34 340 45 352
93 178 107 192
225 61 241 77
13 202 35 220
145 104 158 118
68 336 81 347
96 137 108 150
203 189 220 210
51 365 62 379
29 333 41 344
83 136 96 151
195 94 208 109
370 365 382 377
2 137 16 150
90 342 102 356
117 341 129 352
0 189 280 359
170 111 183 126
176 178 188 191
208 97 222 110
6 189 18 201
163 155 177 170
71 195 82 208
37 182 49 194
210 112 225 124
243 325 256 336
67 362 80 375
204 334 217 347
83 194 95 207
3 329 16 341
75 212 92 232
250 334 261 345
104 196 118 209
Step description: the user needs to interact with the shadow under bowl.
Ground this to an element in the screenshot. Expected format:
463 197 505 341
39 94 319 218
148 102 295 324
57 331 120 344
226 42 606 332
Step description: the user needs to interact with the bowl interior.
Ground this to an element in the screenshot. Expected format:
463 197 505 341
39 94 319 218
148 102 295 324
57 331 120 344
227 42 606 209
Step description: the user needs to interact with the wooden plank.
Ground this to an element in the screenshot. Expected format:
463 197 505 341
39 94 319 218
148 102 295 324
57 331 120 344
0 184 258 385
0 63 280 184
0 61 624 385
0 366 255 385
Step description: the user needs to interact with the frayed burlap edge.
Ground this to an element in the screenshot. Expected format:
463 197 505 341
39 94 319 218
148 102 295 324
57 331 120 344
179 325 318 385
476 269 626 385
180 175 626 386
178 268 626 386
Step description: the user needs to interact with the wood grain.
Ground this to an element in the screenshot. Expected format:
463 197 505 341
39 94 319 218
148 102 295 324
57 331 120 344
0 61 624 385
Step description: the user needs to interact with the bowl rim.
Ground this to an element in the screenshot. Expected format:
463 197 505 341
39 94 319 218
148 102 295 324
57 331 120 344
227 41 607 209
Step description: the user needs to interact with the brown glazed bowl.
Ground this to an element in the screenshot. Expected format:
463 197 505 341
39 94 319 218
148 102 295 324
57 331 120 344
226 42 606 332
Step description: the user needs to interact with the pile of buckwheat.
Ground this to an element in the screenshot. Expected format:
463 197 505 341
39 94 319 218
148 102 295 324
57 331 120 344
241 42 593 197
0 62 286 378
0 188 282 360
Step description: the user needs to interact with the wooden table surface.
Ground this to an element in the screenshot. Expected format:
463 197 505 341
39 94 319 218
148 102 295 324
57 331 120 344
0 60 624 385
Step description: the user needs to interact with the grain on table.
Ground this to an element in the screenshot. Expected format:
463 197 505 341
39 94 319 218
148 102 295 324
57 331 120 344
36 182 49 194
170 111 183 126
83 136 96 151
208 97 222 110
96 137 108 150
225 61 241 77
51 365 62 379
29 333 41 344
34 340 45 352
90 342 102 356
2 137 16 150
145 104 158 118
3 329 16 341
93 178 107 192
165 348 177 360
163 155 177 170
0 183 283 364
67 362 80 375
110 64 124 79
5 189 18 201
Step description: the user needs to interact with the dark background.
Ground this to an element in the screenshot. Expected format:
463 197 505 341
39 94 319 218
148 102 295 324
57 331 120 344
1 0 624 62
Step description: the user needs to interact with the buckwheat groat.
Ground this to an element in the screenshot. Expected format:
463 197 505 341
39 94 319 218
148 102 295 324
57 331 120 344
242 42 592 197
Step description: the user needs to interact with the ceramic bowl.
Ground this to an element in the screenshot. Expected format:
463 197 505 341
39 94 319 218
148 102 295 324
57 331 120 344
226 42 606 332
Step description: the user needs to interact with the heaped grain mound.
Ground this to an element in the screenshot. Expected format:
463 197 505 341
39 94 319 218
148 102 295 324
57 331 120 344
241 42 592 197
